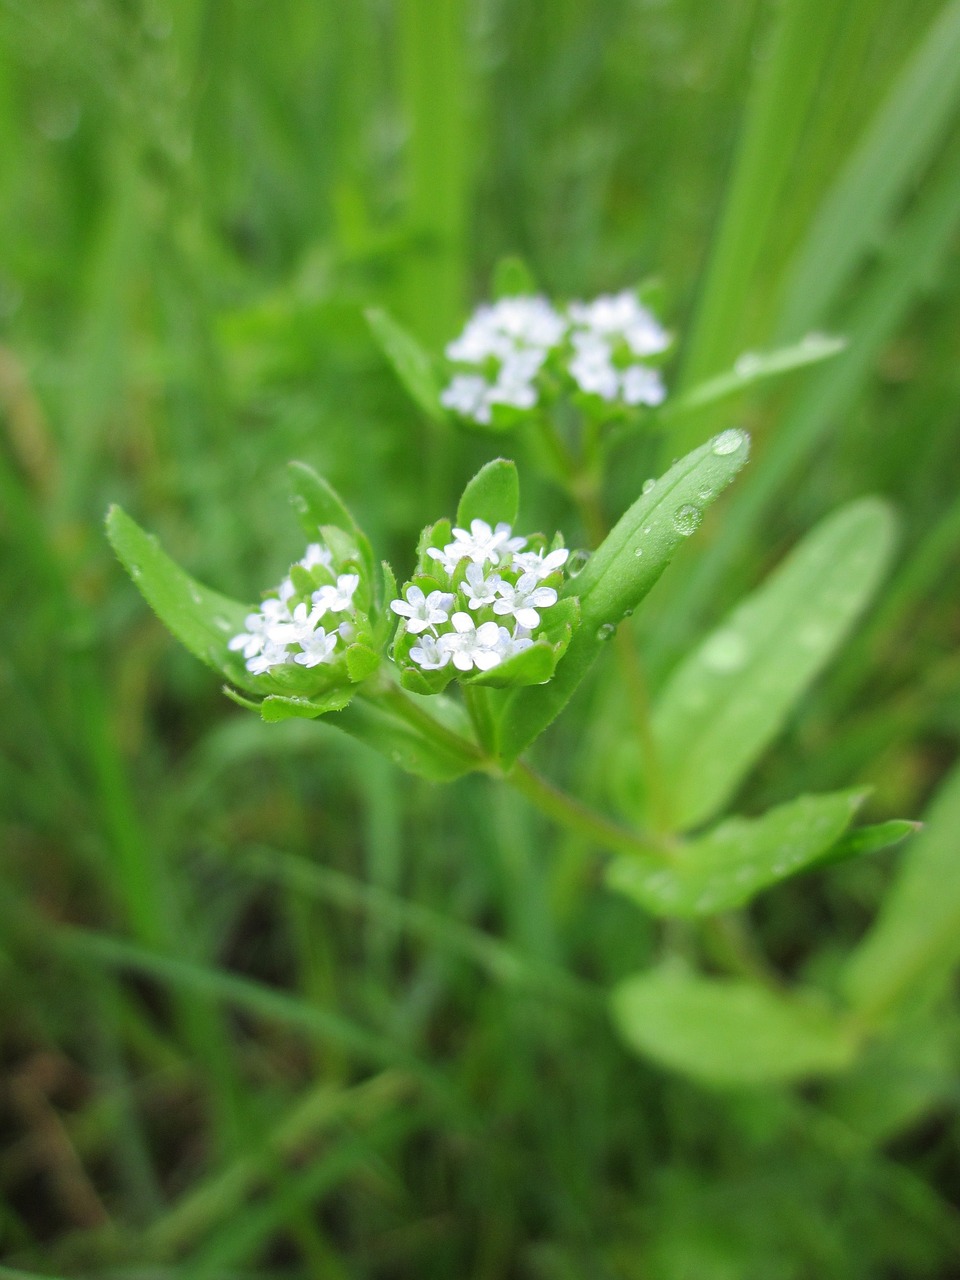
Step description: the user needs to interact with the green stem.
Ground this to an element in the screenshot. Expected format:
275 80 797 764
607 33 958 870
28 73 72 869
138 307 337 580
506 760 675 863
374 679 484 767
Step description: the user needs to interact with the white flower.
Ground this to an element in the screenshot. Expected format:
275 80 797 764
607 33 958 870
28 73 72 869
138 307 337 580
278 576 296 603
437 612 504 671
390 584 455 633
461 563 500 609
511 547 569 580
568 290 669 357
293 627 339 668
246 641 292 675
569 333 619 401
622 364 666 406
446 296 566 363
268 601 323 646
495 625 535 662
427 519 527 571
409 633 451 670
312 572 360 614
440 374 493 422
229 610 277 660
492 572 558 629
299 542 333 571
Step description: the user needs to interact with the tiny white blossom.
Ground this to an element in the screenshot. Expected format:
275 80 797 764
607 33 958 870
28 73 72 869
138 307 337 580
229 610 276 660
312 572 360 614
437 612 504 671
621 364 666 407
293 627 339 668
461 563 500 609
431 519 527 568
299 542 333 571
390 584 455 633
409 633 451 670
569 332 619 400
568 290 669 357
492 572 558 630
511 547 569 580
278 576 296 603
440 373 493 422
246 641 292 675
495 625 535 662
268 601 323 647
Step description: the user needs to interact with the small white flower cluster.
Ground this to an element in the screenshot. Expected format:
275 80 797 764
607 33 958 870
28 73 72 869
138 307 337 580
440 296 567 425
229 541 360 675
567 290 669 406
391 518 568 674
440 288 669 424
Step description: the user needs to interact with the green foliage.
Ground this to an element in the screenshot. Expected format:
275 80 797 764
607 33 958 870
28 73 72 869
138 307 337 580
3 0 960 1275
455 457 519 528
611 966 857 1086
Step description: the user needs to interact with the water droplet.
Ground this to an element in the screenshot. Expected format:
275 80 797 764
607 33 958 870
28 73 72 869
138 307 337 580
642 525 652 535
712 428 745 456
566 549 592 578
621 608 634 620
672 504 702 537
734 352 763 378
596 623 616 641
701 629 749 673
189 585 202 604
633 547 644 558
130 563 142 579
214 616 232 633
642 478 657 496
697 486 714 502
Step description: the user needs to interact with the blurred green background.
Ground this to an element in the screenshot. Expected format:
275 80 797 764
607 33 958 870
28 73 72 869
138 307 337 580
2 0 960 1275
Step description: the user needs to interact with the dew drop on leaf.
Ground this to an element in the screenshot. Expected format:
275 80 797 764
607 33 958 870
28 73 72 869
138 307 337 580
596 622 616 641
567 549 592 578
673 504 702 537
642 478 656 495
712 427 745 456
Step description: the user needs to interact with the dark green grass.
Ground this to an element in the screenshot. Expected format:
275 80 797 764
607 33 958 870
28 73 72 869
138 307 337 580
1 0 959 1275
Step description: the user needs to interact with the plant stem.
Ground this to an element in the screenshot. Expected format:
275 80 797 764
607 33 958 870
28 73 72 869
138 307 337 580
506 759 675 863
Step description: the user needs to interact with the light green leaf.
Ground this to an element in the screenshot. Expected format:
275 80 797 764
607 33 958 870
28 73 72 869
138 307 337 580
259 689 356 723
286 461 375 586
345 644 380 684
497 430 751 764
105 505 259 693
650 498 896 831
492 255 538 297
456 458 520 529
608 790 865 918
611 966 857 1086
365 305 445 423
814 819 919 870
843 762 960 1022
664 333 846 417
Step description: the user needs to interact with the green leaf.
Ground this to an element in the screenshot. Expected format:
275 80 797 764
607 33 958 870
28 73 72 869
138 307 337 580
843 762 960 1022
497 431 751 764
345 644 380 683
286 461 376 585
105 505 259 693
259 689 356 723
456 458 519 529
814 819 920 870
492 255 538 297
365 306 445 423
611 966 857 1086
607 790 865 918
664 333 847 418
649 497 896 831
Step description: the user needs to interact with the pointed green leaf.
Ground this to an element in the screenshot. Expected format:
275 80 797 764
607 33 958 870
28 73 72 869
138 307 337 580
497 431 751 764
260 689 356 723
814 819 920 870
650 498 896 831
106 505 262 693
287 461 375 583
843 762 960 1022
611 966 857 1086
492 256 538 297
664 333 847 418
345 644 380 683
365 306 445 423
456 458 519 529
607 790 865 918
